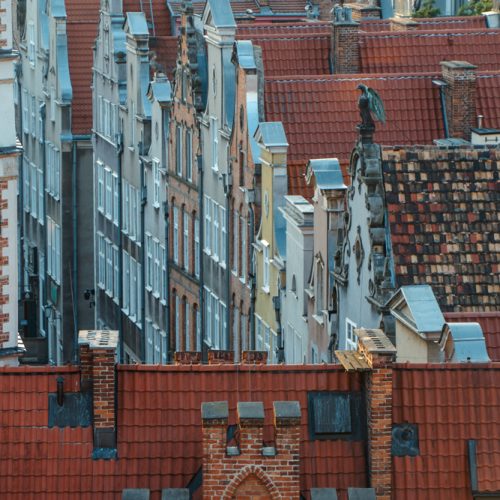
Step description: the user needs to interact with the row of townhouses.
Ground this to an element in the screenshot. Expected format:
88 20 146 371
14 0 500 365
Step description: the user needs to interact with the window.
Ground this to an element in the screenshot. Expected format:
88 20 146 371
346 318 357 351
204 196 211 253
220 206 226 267
185 301 190 351
205 288 212 346
105 239 113 295
146 234 153 290
173 206 179 265
240 216 247 282
31 95 36 137
185 128 192 181
50 87 56 122
30 163 37 219
123 251 130 312
137 262 142 324
97 162 104 212
220 302 227 350
122 181 129 233
130 257 137 319
153 239 160 297
160 330 167 365
160 246 166 304
22 89 29 134
183 211 189 272
176 125 182 177
47 218 61 284
212 200 219 260
113 245 119 302
23 159 30 212
255 315 263 351
153 325 161 363
213 294 219 349
210 117 218 170
194 218 200 278
196 307 201 352
129 101 135 148
38 100 44 141
153 159 161 207
112 173 119 225
175 294 180 350
38 169 44 223
46 144 60 199
97 233 105 288
146 320 154 363
28 22 35 66
316 261 324 317
262 242 270 291
105 168 112 219
232 211 239 275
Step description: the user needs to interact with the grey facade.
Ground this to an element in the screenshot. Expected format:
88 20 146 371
17 0 95 364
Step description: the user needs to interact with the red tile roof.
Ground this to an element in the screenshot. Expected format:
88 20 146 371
0 364 367 498
288 160 314 199
393 364 500 499
361 15 486 32
264 73 444 168
64 0 100 134
477 72 500 129
237 20 331 36
360 29 500 74
382 146 500 312
150 35 179 79
247 33 331 76
123 0 172 37
445 311 500 362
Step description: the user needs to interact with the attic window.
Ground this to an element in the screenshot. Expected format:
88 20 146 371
308 391 365 441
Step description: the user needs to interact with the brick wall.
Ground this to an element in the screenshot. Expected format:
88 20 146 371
201 401 301 499
441 61 477 140
332 21 360 74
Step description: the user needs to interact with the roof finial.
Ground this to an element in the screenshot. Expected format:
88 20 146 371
356 84 385 143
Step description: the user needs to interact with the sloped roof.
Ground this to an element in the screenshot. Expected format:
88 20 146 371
239 33 331 76
150 35 179 79
360 29 500 74
382 145 500 313
477 72 500 129
237 20 331 36
393 364 500 498
0 364 367 498
123 0 172 37
288 160 314 199
264 73 444 168
360 15 486 32
445 311 500 362
66 0 100 134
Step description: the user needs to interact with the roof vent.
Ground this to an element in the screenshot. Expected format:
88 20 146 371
439 323 491 362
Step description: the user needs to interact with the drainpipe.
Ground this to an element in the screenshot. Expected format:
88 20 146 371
116 132 124 363
70 134 91 362
197 119 204 357
248 202 256 350
223 170 231 352
16 63 25 306
164 197 170 362
139 149 146 361
40 103 47 337
433 79 449 139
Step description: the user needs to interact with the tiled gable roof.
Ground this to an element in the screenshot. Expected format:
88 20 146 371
382 146 500 313
150 35 179 79
477 72 500 129
361 15 486 32
264 73 444 168
66 0 100 134
445 311 500 362
0 364 367 498
360 29 500 74
123 0 172 37
244 33 331 77
288 160 314 199
393 364 500 499
237 20 331 36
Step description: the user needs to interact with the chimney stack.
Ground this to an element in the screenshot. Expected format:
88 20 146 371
441 61 477 140
201 400 301 499
332 7 360 74
79 330 118 456
356 328 396 500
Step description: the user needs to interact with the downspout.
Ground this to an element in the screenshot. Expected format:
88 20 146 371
40 103 47 337
17 63 25 303
223 170 231 351
249 202 256 350
139 152 146 361
116 132 124 363
164 197 170 362
197 123 204 358
70 134 91 361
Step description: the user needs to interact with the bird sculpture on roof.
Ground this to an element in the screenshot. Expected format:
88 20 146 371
356 84 386 130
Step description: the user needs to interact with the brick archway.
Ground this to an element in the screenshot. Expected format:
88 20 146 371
222 465 282 500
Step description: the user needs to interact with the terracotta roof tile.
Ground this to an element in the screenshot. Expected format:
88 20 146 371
382 146 500 312
445 312 500 362
237 20 330 36
361 15 486 32
264 73 444 171
0 365 367 498
477 72 500 129
247 33 331 76
150 35 179 79
360 29 500 74
288 160 314 199
393 364 500 498
67 21 99 134
123 0 172 37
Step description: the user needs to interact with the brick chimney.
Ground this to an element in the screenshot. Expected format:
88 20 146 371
441 61 477 140
79 330 118 456
356 328 396 500
331 8 360 74
201 400 301 499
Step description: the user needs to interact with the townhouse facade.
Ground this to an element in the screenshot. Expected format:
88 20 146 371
0 0 23 365
17 0 96 364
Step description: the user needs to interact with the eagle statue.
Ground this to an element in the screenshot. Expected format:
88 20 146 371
356 84 386 129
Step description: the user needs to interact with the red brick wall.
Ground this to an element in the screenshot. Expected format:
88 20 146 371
202 403 301 499
332 22 360 74
92 347 116 429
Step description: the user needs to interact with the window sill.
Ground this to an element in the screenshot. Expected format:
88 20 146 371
152 292 160 300
146 286 153 293
261 286 270 295
312 314 324 326
239 277 246 285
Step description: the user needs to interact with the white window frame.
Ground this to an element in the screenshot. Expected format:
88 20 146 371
97 233 105 289
262 241 270 292
28 22 35 66
240 215 247 282
30 162 37 219
346 318 358 351
204 196 211 254
212 200 219 261
38 168 44 223
160 246 166 304
186 128 192 182
185 301 190 351
176 124 183 177
146 233 153 291
173 207 179 265
22 89 29 134
105 239 113 296
97 161 104 213
123 251 130 313
210 116 218 171
105 168 112 220
232 211 239 275
153 159 161 208
220 206 226 267
183 211 189 272
112 172 119 225
194 218 200 278
153 239 160 298
113 245 119 303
